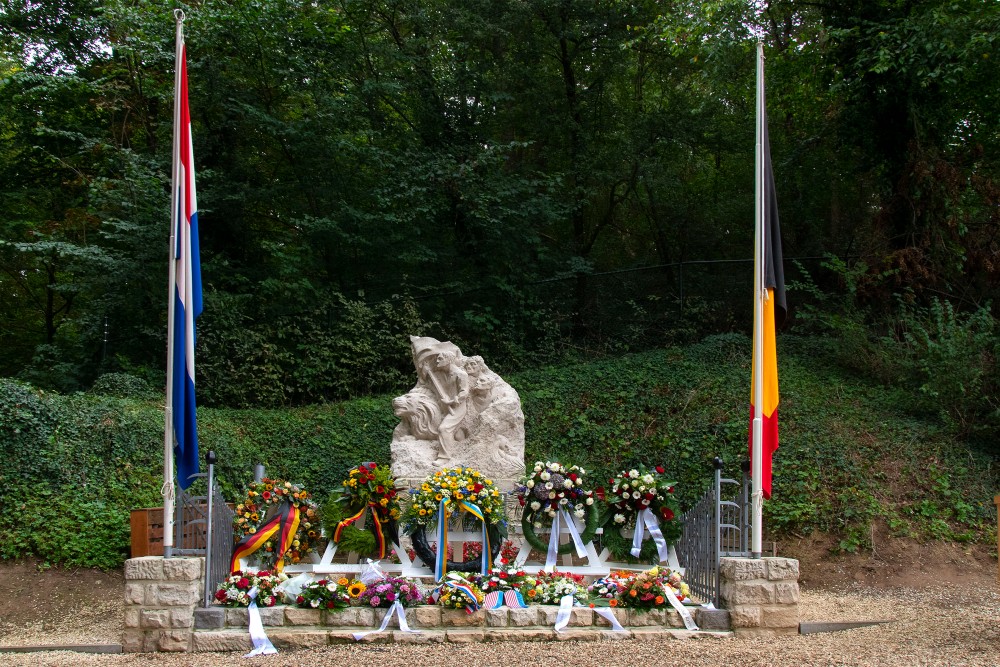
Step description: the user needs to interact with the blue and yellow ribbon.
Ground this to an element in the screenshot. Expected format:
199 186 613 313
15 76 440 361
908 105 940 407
433 498 492 581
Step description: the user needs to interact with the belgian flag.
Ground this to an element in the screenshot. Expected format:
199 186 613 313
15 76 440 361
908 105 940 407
749 52 786 500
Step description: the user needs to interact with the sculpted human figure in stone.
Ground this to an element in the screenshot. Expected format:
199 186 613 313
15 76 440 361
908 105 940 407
390 336 525 488
422 348 470 465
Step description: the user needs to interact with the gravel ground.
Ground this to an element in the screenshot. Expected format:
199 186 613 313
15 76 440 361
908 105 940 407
2 584 1000 666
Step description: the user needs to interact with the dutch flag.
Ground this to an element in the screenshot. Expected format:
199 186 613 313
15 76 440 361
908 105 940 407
169 30 202 490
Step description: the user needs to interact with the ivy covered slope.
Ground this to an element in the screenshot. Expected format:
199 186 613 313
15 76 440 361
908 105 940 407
1 334 996 569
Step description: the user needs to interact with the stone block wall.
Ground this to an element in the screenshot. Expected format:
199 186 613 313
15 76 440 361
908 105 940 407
719 557 799 637
123 556 205 652
123 556 733 652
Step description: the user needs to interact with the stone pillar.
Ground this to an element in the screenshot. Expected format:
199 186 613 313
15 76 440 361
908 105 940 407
719 557 799 637
123 556 204 652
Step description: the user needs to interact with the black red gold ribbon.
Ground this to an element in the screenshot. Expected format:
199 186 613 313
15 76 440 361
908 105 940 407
333 503 388 558
230 501 301 573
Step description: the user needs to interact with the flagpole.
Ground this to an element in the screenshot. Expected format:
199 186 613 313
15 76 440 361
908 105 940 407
751 41 766 559
162 9 186 558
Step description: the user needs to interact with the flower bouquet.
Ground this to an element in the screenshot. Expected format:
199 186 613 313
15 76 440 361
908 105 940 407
528 570 588 605
295 576 354 610
515 461 598 557
596 464 681 563
358 576 424 608
476 560 536 594
614 566 690 609
586 571 632 608
213 569 286 607
437 575 485 611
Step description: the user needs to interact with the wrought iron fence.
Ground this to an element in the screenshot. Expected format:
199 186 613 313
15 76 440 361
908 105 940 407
169 455 235 607
675 458 749 606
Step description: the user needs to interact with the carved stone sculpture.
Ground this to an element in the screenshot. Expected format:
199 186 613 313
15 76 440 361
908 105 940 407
391 336 525 488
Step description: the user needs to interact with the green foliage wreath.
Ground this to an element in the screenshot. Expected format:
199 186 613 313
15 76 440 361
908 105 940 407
321 462 400 557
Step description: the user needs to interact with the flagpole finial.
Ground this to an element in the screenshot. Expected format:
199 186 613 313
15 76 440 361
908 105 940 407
174 8 185 22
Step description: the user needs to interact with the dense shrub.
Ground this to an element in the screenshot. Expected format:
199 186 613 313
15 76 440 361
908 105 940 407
1 335 997 569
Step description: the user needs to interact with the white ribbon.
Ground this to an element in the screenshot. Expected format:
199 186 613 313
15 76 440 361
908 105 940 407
351 600 420 640
359 558 386 585
553 594 627 634
592 607 627 632
244 586 277 657
553 594 576 633
544 509 588 572
663 585 699 630
630 508 670 563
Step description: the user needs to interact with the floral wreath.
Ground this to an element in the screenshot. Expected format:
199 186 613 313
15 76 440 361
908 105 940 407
596 464 681 564
515 461 599 555
322 462 401 558
232 478 319 569
402 467 507 574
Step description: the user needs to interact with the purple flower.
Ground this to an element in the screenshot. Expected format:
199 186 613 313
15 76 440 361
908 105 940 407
386 592 396 602
370 595 381 607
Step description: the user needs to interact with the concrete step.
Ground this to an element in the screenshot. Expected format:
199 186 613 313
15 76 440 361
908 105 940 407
191 605 732 651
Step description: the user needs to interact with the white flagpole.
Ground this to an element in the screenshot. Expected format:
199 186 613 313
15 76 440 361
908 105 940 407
751 41 766 559
162 9 186 557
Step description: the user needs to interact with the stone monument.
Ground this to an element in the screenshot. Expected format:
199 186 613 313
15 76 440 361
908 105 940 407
390 336 525 488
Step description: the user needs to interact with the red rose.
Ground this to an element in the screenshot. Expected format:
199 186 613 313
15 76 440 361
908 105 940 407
655 466 665 474
474 483 484 492
261 491 271 500
215 590 227 601
327 601 335 609
569 473 578 481
317 579 327 585
367 462 377 470
662 508 675 521
500 557 509 565
237 578 250 590
376 485 385 494
667 486 674 493
595 487 606 501
258 571 270 578
296 595 305 604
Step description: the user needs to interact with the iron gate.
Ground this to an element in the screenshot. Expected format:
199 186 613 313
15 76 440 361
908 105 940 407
674 458 749 606
170 456 234 607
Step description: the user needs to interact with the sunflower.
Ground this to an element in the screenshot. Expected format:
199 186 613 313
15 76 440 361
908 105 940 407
347 582 366 598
